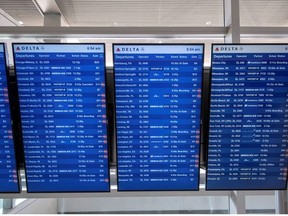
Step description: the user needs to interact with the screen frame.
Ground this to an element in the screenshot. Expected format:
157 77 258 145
206 43 288 191
12 43 111 193
113 43 205 192
0 42 21 194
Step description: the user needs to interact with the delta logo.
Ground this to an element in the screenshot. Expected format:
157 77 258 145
215 46 243 52
16 46 42 51
116 47 144 52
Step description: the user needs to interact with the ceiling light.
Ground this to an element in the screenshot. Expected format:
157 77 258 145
18 21 24 25
206 21 212 26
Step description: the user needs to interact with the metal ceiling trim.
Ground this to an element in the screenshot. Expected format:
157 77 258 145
0 26 287 39
241 27 288 38
0 26 227 39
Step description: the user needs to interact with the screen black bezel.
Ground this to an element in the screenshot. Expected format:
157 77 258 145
0 43 21 194
112 43 205 192
205 43 288 191
12 43 111 193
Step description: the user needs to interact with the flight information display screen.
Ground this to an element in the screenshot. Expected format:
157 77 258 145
114 44 204 191
13 44 110 192
207 44 288 190
0 43 20 193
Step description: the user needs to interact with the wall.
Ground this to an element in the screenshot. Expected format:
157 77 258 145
58 194 275 214
8 199 57 214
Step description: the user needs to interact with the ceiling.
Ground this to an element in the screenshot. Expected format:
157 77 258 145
240 0 288 26
0 0 286 27
54 0 223 27
0 0 43 26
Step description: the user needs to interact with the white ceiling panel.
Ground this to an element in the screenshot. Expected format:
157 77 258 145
55 0 224 27
0 9 18 26
0 0 43 26
0 0 287 27
240 0 288 26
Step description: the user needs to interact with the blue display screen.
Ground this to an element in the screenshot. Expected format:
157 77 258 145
13 44 110 192
207 44 288 190
0 44 19 193
114 44 204 191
